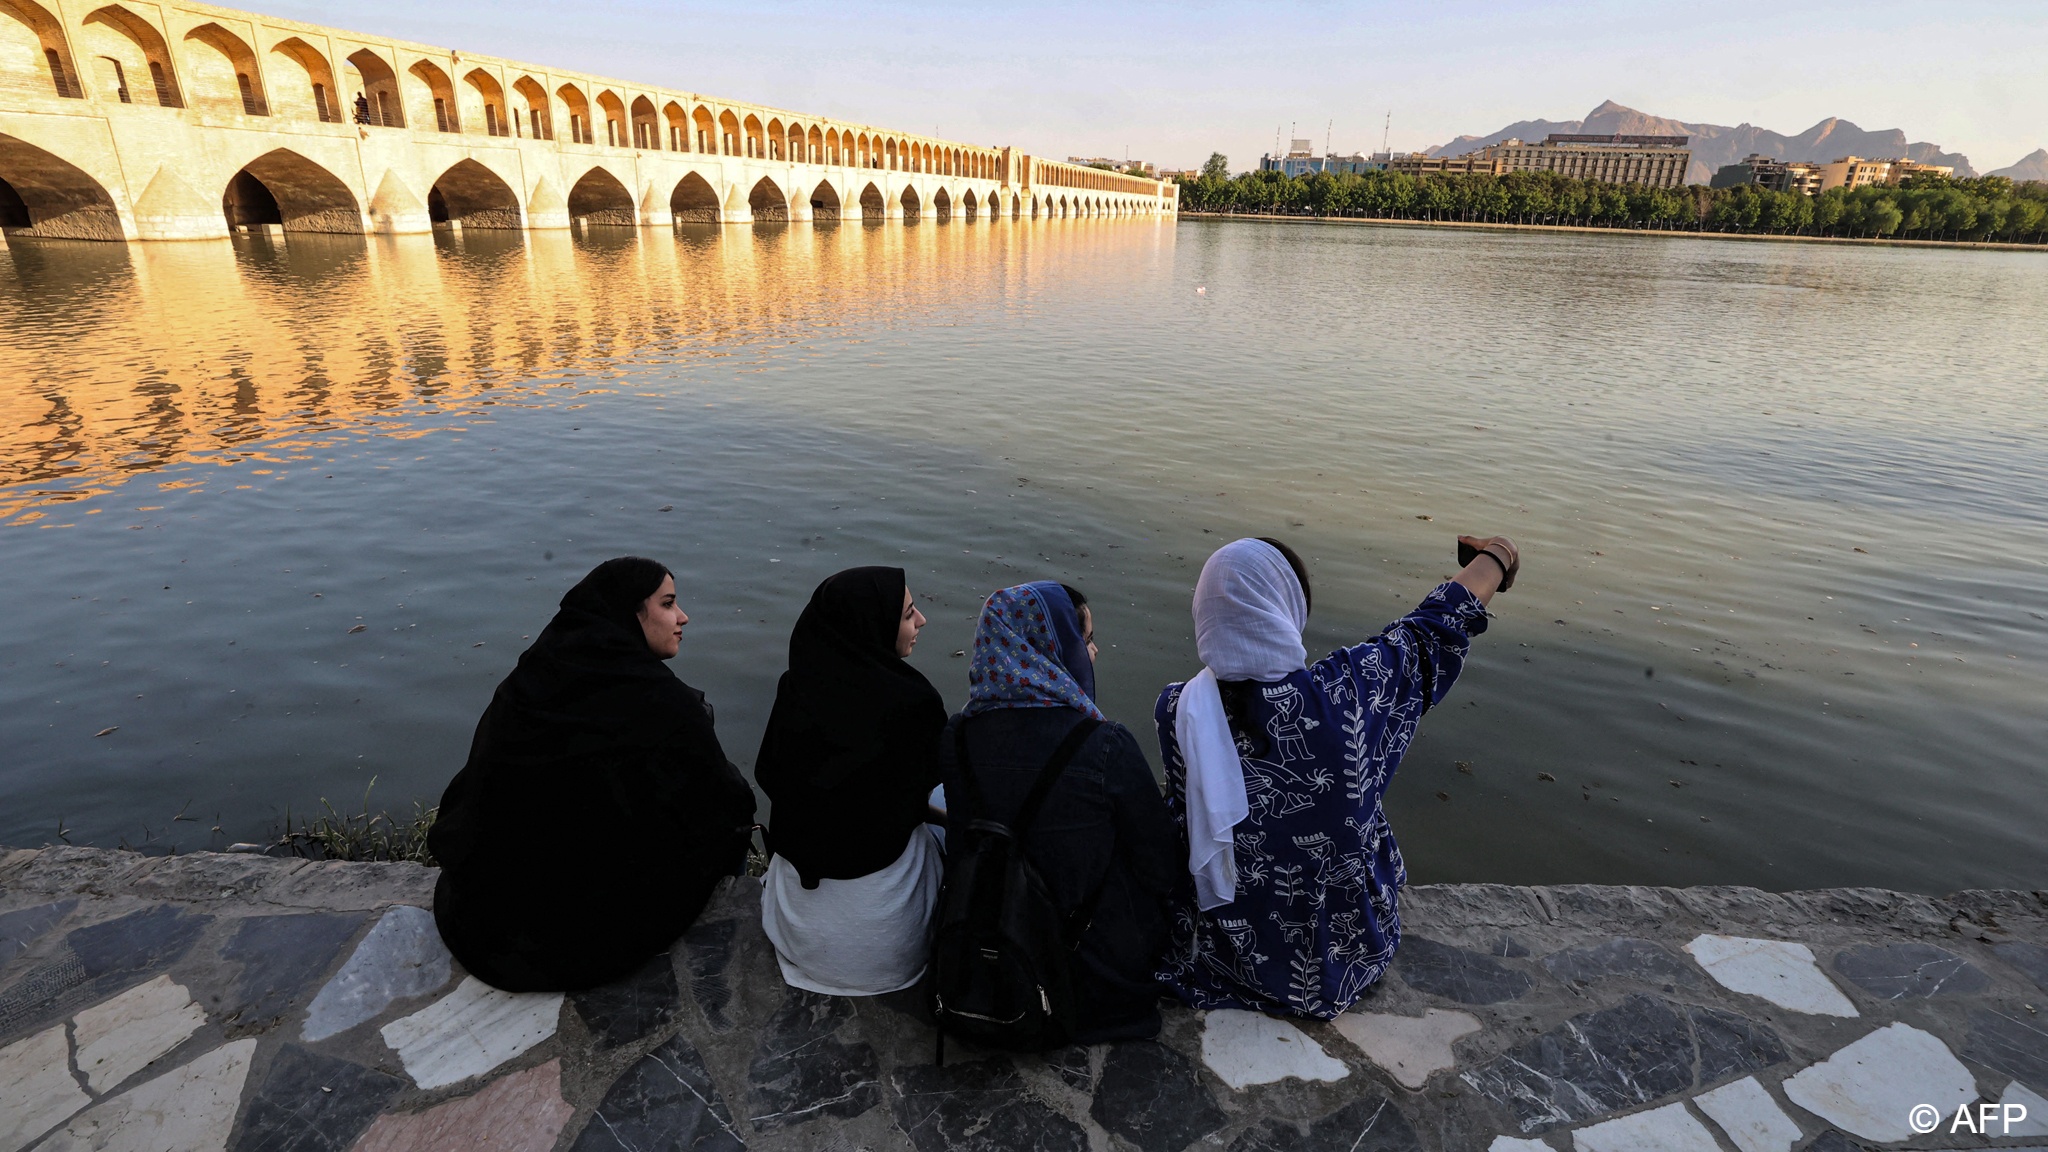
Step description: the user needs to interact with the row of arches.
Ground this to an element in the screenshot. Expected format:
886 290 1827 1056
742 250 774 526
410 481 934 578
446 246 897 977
0 0 1002 178
0 131 1159 241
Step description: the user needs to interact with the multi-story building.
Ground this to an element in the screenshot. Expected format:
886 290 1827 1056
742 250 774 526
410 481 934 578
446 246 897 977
1816 156 1954 192
1387 154 1504 178
1069 157 1156 177
1476 134 1692 188
1712 154 1825 195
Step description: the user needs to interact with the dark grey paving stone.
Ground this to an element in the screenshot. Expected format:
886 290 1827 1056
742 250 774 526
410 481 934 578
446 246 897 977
1803 1132 1870 1152
1484 935 1531 959
1689 1004 1790 1082
1227 1095 1421 1152
0 952 89 1041
1831 943 1990 1000
1089 1042 1226 1152
0 900 75 965
572 951 680 1051
1994 941 2048 992
1044 1046 1093 1092
219 913 367 1028
233 1043 405 1152
682 918 737 1034
745 989 881 1132
1460 993 1785 1134
570 1032 745 1152
891 1058 1089 1152
1962 1006 2048 1093
1542 937 1697 987
70 905 214 987
1393 936 1533 1004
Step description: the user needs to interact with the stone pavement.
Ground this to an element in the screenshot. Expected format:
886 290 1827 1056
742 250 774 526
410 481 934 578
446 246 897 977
1 845 2043 1152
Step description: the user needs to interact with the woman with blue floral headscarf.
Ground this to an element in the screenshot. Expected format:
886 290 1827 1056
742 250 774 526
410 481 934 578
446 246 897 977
936 581 1184 1043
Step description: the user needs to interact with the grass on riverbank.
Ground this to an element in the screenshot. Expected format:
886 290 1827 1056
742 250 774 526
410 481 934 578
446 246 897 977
269 778 437 864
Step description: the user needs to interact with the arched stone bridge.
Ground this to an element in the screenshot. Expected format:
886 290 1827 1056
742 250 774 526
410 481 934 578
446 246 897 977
0 0 1177 241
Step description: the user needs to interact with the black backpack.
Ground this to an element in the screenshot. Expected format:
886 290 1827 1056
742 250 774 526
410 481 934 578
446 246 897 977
929 716 1106 1062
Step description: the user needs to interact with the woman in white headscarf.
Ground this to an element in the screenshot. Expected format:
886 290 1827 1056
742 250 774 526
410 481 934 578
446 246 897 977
1153 534 1517 1018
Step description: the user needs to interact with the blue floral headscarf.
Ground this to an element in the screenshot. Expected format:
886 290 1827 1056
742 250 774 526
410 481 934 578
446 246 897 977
963 581 1103 719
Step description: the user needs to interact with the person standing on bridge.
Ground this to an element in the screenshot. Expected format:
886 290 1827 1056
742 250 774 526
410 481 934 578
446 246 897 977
354 92 371 125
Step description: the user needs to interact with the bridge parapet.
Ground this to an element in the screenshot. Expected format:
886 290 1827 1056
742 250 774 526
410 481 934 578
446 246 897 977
0 0 1175 240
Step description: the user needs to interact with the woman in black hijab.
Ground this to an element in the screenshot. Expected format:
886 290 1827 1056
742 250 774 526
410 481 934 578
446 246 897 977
756 566 949 995
429 557 757 992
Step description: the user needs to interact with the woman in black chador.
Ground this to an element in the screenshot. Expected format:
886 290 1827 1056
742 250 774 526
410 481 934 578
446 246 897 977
429 556 757 992
755 566 949 995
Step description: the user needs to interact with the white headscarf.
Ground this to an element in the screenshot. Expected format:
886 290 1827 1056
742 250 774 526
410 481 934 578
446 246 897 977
1177 539 1308 910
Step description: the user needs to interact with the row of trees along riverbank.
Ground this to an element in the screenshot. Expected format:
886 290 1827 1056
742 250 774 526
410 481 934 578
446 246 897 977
1174 157 2048 244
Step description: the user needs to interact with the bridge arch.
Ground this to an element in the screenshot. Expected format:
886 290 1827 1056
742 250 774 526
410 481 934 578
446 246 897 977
568 166 634 225
808 125 823 163
670 171 719 221
765 117 784 160
268 38 337 122
0 131 123 239
691 105 714 153
898 183 920 221
808 179 840 220
556 83 590 143
344 49 400 127
511 75 549 138
717 109 739 155
961 189 976 221
747 176 787 222
222 148 360 233
462 68 508 136
406 59 457 132
0 0 83 98
662 101 687 151
858 181 884 218
182 22 264 116
79 5 181 107
595 90 625 147
630 96 658 149
932 186 950 222
427 158 520 228
741 114 764 158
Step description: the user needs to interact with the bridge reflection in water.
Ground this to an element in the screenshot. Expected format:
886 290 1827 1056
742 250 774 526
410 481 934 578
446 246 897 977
0 219 1174 523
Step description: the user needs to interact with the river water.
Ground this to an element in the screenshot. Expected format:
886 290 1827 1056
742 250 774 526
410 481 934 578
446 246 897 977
2 219 2043 892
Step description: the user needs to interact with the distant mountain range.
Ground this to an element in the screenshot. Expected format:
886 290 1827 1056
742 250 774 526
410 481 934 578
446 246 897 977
1425 100 1977 185
1989 149 2048 182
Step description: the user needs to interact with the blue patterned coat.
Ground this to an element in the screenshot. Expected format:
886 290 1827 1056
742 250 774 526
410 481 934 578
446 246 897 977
1153 582 1489 1018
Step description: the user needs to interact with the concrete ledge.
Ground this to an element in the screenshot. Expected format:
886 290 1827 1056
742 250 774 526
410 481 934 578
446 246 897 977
1181 211 2048 253
2 846 2044 1152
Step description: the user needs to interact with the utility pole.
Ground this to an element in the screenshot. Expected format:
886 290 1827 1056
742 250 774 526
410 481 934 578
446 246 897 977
1326 119 1332 156
1382 110 1391 158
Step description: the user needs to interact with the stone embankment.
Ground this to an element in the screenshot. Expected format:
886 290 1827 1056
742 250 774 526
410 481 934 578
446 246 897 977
1 844 2043 1152
1181 212 2048 252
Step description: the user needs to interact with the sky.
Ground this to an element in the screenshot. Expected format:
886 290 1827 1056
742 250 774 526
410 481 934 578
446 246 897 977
262 0 2048 174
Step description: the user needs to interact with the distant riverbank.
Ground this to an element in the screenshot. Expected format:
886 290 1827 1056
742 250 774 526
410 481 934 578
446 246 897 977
1180 210 2048 252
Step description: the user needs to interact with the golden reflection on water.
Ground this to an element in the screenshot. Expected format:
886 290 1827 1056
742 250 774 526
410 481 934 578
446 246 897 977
0 220 1165 521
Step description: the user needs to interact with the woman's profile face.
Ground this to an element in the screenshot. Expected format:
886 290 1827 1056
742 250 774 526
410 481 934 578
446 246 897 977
895 586 928 658
637 575 687 658
1077 605 1098 665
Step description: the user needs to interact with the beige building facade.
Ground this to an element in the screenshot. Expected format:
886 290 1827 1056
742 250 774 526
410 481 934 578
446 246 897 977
1478 134 1692 188
1815 156 1954 192
0 0 1177 241
1388 154 1504 178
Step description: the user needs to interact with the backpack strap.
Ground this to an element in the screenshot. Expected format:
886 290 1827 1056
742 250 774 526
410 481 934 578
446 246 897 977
1009 718 1104 839
950 721 990 825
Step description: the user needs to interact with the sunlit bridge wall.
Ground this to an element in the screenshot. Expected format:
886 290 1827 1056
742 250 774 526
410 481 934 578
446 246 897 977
0 0 1179 241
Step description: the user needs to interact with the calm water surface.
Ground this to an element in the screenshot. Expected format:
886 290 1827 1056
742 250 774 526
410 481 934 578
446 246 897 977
2 219 2044 892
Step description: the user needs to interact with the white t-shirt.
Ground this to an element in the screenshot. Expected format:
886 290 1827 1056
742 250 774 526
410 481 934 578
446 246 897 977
759 823 943 996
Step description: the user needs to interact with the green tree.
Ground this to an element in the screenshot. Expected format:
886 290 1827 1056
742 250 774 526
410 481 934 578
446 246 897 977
1201 152 1230 182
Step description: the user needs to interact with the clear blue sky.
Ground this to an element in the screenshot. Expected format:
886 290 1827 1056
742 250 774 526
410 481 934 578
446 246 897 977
264 0 2046 173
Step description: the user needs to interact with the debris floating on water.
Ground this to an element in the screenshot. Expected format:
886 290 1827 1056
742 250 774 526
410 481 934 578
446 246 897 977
94 727 118 737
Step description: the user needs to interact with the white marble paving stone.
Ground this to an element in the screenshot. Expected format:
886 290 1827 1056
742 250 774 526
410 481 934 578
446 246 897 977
1332 1008 1481 1089
36 1038 257 1152
1781 1021 1977 1143
1570 1102 1723 1152
380 975 564 1090
2002 1081 2048 1137
302 905 453 1042
1198 1009 1350 1090
0 1025 91 1152
1693 1075 1803 1152
70 975 207 1092
1488 1137 1558 1151
1683 934 1859 1017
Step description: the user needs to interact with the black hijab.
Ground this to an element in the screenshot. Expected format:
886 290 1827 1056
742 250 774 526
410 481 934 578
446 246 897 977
429 556 757 991
755 567 947 884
